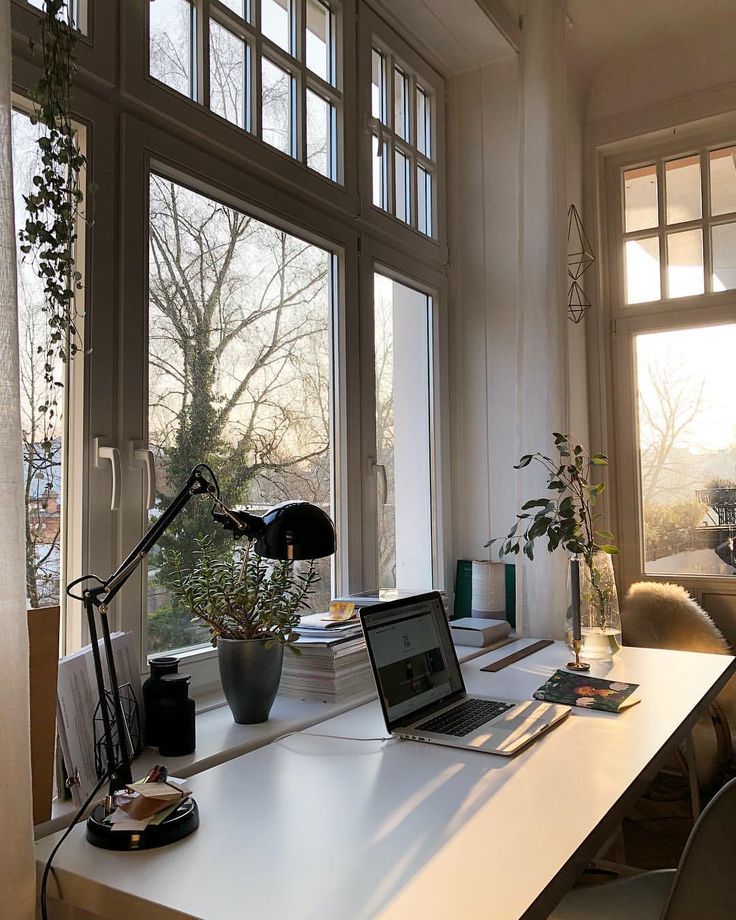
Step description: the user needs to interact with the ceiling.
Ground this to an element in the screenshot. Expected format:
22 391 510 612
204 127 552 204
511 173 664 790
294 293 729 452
565 0 736 73
375 0 516 74
373 0 736 80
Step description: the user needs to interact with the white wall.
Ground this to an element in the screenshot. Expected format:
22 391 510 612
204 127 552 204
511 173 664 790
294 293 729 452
447 57 520 564
447 56 588 580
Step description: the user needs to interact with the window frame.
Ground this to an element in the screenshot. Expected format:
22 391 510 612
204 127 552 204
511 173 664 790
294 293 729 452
357 4 447 258
10 0 450 695
601 122 736 600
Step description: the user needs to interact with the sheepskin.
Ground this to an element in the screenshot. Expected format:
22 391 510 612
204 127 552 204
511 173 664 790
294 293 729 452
623 581 736 789
622 582 731 655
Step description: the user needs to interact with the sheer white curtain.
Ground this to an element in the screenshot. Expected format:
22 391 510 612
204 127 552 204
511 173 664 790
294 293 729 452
0 0 36 914
515 0 569 639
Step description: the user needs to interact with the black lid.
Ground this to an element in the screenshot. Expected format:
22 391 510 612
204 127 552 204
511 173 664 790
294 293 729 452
159 673 191 699
150 656 179 676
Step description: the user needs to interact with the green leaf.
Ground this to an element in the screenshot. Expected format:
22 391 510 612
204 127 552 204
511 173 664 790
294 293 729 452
600 544 619 554
522 499 549 510
591 454 608 465
514 455 533 469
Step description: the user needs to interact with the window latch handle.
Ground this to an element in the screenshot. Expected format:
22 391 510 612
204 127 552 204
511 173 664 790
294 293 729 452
132 443 157 510
94 438 121 511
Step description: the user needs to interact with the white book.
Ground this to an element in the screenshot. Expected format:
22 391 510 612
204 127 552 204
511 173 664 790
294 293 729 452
449 617 511 648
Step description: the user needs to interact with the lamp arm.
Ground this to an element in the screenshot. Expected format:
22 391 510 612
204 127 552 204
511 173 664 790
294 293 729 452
65 463 263 799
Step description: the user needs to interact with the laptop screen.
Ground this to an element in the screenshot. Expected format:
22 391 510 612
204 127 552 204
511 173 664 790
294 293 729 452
361 593 464 730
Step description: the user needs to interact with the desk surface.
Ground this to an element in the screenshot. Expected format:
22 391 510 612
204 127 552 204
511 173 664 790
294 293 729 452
37 641 735 920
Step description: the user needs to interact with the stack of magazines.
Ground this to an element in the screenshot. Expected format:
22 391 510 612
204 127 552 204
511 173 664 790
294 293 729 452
279 612 374 704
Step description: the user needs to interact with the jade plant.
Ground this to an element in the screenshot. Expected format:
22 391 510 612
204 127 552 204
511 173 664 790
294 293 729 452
486 433 618 625
163 537 319 647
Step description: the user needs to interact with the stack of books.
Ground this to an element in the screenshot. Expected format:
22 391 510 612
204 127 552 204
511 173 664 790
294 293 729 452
279 612 374 704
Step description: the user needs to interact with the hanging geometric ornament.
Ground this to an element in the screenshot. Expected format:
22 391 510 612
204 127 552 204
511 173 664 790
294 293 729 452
567 204 595 281
567 279 591 324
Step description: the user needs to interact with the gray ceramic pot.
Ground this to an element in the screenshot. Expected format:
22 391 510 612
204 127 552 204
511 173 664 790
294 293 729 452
217 637 284 724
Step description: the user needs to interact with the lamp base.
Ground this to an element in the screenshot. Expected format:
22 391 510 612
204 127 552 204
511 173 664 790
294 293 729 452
86 797 199 851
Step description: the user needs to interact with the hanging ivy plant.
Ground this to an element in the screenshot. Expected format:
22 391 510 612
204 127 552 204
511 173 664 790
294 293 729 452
19 0 87 442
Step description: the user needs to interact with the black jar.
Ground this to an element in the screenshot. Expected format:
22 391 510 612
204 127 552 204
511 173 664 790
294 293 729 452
142 656 179 747
157 673 196 757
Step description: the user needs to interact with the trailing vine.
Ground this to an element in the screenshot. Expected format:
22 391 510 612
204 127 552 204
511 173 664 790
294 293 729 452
20 0 86 447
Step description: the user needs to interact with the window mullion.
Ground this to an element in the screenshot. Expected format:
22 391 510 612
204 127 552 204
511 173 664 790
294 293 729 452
199 0 211 107
657 158 668 300
701 149 713 294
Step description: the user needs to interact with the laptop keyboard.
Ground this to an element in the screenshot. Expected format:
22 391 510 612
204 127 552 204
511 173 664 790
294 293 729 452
415 698 514 737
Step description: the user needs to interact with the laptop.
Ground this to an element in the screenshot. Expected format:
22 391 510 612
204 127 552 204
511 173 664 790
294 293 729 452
361 591 569 755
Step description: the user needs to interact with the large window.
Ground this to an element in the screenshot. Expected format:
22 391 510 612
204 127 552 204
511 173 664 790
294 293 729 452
148 0 341 181
147 174 335 653
608 134 736 591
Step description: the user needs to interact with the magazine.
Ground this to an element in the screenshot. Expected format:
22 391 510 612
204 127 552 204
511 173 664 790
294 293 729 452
533 669 640 712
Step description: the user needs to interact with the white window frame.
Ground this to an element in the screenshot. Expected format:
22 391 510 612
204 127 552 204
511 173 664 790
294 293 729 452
358 4 447 256
145 0 345 184
10 0 450 697
600 120 736 603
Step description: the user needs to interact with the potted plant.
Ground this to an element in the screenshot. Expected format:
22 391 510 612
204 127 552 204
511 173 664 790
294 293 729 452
486 432 621 659
164 537 318 723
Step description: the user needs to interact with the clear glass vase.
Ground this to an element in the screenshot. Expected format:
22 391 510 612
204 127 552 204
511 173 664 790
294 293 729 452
566 551 622 660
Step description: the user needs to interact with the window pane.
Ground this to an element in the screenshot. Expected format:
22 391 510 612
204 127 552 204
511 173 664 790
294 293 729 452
625 236 661 304
395 149 410 224
149 0 194 98
371 49 386 122
209 21 248 130
306 89 332 178
624 164 658 232
416 86 430 158
372 134 387 209
665 155 701 224
394 67 409 141
712 223 736 291
635 324 736 577
306 0 330 82
219 0 247 18
710 146 736 216
148 175 334 653
374 274 433 590
667 228 704 297
417 165 432 236
262 0 291 53
261 58 292 155
13 111 68 611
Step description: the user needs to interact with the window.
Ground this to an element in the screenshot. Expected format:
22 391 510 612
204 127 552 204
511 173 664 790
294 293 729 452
368 41 437 237
11 107 85 636
620 145 736 305
10 1 448 685
147 174 336 654
607 134 736 591
147 0 342 182
373 273 434 589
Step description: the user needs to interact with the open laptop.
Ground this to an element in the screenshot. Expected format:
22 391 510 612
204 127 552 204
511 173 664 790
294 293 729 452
361 591 569 755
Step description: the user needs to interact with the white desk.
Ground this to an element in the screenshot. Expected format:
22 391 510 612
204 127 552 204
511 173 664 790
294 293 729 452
37 641 735 920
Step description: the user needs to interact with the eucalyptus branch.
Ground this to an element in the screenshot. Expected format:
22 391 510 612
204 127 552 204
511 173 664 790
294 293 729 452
486 433 618 628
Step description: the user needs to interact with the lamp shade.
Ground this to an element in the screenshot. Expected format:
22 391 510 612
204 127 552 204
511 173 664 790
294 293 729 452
253 501 336 561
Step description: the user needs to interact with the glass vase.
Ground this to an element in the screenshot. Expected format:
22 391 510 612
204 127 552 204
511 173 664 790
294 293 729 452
566 551 622 660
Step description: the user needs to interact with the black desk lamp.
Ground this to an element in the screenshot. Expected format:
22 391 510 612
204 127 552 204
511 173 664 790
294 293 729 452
66 463 335 851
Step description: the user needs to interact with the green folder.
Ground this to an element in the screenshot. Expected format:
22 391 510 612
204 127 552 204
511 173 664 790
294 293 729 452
453 560 516 628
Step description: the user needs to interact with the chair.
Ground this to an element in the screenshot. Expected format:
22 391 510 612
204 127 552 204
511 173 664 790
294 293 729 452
548 775 736 919
621 582 735 795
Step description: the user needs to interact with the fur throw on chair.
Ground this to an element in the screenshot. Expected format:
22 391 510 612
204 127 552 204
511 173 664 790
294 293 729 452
622 582 731 655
